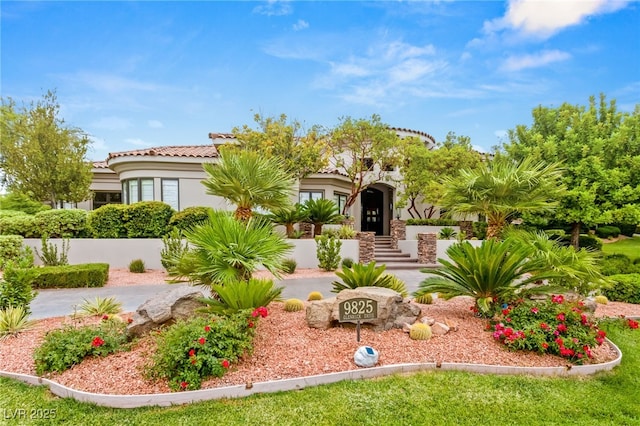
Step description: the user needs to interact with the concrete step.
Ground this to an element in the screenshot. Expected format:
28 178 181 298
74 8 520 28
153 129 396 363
375 252 412 258
380 262 439 270
374 256 418 263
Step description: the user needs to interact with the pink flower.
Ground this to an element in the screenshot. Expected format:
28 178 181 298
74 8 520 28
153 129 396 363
191 358 197 365
198 337 206 345
247 320 254 328
530 307 539 314
102 315 109 321
551 295 564 304
560 347 575 357
180 381 188 390
542 343 549 349
127 318 133 324
189 349 196 357
251 306 269 318
556 313 566 322
629 319 639 329
91 336 105 347
580 314 588 325
557 323 567 333
501 309 510 316
555 337 564 347
204 325 211 332
221 359 230 369
540 322 550 330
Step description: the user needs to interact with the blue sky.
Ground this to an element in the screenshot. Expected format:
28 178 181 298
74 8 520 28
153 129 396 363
2 1 639 161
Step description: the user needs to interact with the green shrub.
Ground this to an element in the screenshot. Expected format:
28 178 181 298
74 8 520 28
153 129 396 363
341 257 354 268
169 206 213 231
33 209 87 238
0 210 28 218
332 262 396 293
316 234 342 271
0 214 37 237
160 228 190 273
34 318 128 375
490 296 607 364
124 201 174 238
601 274 640 304
129 259 146 273
34 235 69 266
86 204 127 238
555 234 603 251
406 218 459 226
0 306 34 339
0 263 37 312
200 278 283 316
284 298 304 312
438 227 457 240
78 297 123 317
0 193 50 215
29 263 109 289
595 226 621 239
281 258 297 274
615 223 637 237
337 226 357 239
600 254 633 276
146 313 257 391
472 221 488 239
0 235 25 269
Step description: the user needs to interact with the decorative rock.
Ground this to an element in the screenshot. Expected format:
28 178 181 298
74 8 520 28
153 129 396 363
431 322 450 336
305 287 421 331
354 346 379 368
420 316 436 326
127 286 206 338
583 298 598 313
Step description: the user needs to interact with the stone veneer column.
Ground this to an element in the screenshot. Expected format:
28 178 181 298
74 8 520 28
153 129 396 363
417 233 437 264
342 217 355 228
356 232 376 264
390 219 406 250
459 221 473 239
299 222 314 239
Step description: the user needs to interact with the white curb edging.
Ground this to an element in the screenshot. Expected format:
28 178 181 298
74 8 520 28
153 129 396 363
0 338 623 409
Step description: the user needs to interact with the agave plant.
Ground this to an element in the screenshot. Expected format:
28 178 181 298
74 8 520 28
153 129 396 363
303 198 343 236
173 211 293 286
199 278 283 315
0 306 34 339
438 227 458 240
332 262 407 296
413 239 562 315
77 296 123 316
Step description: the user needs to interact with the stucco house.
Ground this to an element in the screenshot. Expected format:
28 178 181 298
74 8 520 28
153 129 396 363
79 128 439 236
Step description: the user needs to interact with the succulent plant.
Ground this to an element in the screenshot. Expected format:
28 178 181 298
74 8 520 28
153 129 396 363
282 258 297 274
284 298 305 312
307 291 323 301
594 295 608 305
409 323 432 340
414 293 433 304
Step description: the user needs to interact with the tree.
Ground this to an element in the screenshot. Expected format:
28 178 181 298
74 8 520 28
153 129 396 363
303 198 342 236
398 132 482 219
0 91 93 208
438 156 565 239
267 204 309 238
231 113 329 179
328 114 405 215
201 149 295 222
504 94 640 247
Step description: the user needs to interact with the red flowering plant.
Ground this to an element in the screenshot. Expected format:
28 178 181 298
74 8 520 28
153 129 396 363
146 310 258 391
489 295 605 364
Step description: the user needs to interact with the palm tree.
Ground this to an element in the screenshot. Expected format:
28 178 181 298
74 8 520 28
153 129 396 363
438 157 565 239
267 204 309 238
303 198 343 236
202 149 295 222
413 239 562 316
171 211 293 286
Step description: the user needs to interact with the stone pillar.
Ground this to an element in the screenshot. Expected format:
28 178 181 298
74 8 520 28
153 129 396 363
299 222 314 239
459 221 473 239
342 217 355 228
357 232 376 264
390 219 406 250
417 233 437 264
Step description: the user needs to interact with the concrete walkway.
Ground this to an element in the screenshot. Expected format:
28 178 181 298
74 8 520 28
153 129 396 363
29 269 429 320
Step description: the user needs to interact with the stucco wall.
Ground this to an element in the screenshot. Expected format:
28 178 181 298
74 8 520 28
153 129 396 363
405 226 461 240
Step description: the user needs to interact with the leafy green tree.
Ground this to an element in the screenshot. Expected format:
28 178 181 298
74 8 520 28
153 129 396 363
398 132 482 219
202 149 295 222
328 114 405 214
231 113 329 179
438 156 565 240
0 192 51 214
504 94 640 247
0 91 92 208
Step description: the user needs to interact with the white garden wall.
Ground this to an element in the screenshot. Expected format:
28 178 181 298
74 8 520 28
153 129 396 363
405 226 461 241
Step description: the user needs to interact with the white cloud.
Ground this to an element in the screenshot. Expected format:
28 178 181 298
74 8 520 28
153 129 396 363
293 19 308 31
68 72 162 93
330 62 371 78
501 50 571 71
484 0 630 38
90 116 132 130
124 138 152 147
147 120 164 128
253 0 292 16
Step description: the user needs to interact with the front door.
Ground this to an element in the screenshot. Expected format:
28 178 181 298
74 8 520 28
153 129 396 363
361 188 384 235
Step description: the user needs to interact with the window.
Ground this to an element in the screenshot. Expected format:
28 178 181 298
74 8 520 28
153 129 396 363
93 192 122 210
334 193 348 215
299 191 323 204
161 179 179 211
362 158 374 171
122 178 154 204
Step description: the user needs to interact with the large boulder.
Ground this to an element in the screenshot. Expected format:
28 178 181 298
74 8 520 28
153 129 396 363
127 286 206 338
306 286 421 331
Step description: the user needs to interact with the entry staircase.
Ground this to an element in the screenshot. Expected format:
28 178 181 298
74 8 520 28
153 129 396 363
373 236 422 270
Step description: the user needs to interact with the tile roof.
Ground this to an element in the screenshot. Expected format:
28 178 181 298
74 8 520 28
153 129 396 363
107 145 218 161
390 127 436 142
93 161 109 168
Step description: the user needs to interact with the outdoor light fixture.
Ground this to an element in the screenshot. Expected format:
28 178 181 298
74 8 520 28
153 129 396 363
395 207 401 220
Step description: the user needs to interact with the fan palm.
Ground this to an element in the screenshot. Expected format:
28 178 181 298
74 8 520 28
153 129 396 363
202 149 295 222
267 203 309 238
303 198 343 236
413 239 562 315
171 211 293 286
438 157 565 239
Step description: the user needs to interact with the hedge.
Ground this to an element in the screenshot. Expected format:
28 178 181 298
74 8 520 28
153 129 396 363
601 274 640 304
29 263 110 289
169 206 213 231
405 218 459 226
595 225 621 239
87 204 128 238
0 235 25 269
124 201 174 238
0 214 37 237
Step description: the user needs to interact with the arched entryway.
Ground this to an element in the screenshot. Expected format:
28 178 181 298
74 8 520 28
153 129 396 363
360 187 385 235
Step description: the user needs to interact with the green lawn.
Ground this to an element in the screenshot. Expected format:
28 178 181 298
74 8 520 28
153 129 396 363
602 236 640 261
1 322 638 425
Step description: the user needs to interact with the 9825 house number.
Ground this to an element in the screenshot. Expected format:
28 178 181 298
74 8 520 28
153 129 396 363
2 408 57 420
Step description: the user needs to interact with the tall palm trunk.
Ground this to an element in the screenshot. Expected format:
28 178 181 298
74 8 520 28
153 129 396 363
235 206 252 222
570 222 581 249
486 217 504 240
